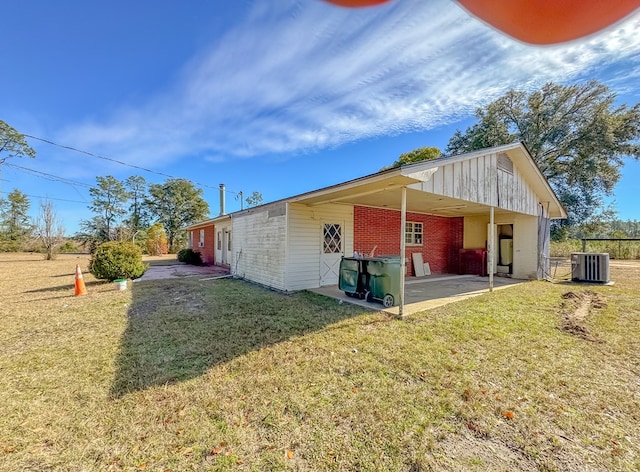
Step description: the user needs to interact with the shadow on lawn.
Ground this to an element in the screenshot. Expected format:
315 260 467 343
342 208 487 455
110 277 367 398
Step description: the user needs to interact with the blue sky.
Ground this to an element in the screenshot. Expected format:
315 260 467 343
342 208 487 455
2 0 640 234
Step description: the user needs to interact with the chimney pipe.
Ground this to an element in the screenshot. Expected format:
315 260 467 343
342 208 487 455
219 184 226 216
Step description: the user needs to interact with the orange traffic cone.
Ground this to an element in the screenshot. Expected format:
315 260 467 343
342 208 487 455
75 264 88 296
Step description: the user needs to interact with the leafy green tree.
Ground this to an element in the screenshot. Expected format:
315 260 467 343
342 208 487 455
0 120 36 198
0 189 32 249
446 81 640 234
245 191 263 208
77 216 111 252
381 147 442 170
87 176 128 241
124 175 149 232
146 179 209 252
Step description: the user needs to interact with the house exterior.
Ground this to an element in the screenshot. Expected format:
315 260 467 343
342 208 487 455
185 143 566 292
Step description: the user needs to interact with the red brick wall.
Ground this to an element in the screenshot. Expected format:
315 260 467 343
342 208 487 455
354 206 463 276
188 224 216 265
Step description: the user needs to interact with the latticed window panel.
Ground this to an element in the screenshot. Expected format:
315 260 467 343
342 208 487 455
323 223 342 254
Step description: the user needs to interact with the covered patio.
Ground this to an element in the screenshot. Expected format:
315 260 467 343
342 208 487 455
292 143 564 315
310 274 524 316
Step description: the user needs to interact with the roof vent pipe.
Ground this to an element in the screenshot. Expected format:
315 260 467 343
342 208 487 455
219 184 226 216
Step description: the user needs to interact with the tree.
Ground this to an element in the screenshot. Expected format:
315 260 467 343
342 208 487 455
446 81 640 235
0 120 36 198
245 191 263 208
35 200 65 260
124 175 149 233
87 176 128 242
0 189 32 249
145 222 168 256
381 147 442 170
146 179 209 252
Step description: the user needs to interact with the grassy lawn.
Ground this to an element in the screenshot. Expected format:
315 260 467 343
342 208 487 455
1 254 639 471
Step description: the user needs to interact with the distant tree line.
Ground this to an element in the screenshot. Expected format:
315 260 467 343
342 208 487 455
0 188 69 258
78 175 210 254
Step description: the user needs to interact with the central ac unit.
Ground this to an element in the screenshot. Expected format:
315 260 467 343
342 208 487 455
571 252 610 283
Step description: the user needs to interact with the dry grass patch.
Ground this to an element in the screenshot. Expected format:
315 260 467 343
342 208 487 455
1 253 639 471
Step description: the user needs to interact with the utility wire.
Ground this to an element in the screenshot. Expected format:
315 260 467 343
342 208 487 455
4 163 92 188
23 133 242 195
0 190 87 204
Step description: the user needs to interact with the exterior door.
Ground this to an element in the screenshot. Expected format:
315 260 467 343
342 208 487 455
320 222 343 286
222 230 231 265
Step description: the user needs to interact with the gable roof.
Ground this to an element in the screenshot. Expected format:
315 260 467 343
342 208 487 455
289 142 566 219
186 142 566 230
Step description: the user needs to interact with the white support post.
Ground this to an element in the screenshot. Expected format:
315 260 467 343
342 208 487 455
489 206 494 292
399 186 407 316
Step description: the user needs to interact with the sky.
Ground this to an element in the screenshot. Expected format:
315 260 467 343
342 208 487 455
2 0 640 235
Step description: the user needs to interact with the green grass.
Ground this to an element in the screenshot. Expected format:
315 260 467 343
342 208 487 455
1 253 639 470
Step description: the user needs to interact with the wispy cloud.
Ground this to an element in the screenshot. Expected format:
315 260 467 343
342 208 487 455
60 0 640 165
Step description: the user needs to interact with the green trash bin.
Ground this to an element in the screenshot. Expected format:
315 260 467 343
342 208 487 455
339 257 371 298
339 257 360 296
366 256 401 308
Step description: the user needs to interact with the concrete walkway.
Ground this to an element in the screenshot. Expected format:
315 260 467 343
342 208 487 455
310 274 524 316
135 262 230 281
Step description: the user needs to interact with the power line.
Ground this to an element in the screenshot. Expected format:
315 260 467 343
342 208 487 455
24 134 177 180
4 163 92 188
0 190 87 204
23 133 241 195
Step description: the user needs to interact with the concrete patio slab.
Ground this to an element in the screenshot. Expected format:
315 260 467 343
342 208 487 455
310 274 525 316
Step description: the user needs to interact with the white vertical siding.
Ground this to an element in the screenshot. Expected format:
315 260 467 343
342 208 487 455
414 152 539 216
231 204 287 291
285 203 354 291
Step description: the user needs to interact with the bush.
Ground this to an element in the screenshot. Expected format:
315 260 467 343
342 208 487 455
89 241 148 281
176 248 203 265
59 240 80 253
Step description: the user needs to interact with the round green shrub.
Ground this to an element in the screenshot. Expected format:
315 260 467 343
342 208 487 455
176 248 203 265
89 241 148 281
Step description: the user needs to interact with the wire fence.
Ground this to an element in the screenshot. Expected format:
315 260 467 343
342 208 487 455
551 239 640 260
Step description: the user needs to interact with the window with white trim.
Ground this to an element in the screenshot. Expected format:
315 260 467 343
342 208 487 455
405 222 423 245
199 229 205 247
217 231 222 250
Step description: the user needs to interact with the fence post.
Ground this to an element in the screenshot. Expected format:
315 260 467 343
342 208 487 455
581 239 586 252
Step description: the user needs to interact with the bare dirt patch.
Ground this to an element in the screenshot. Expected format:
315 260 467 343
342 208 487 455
559 290 607 341
433 433 538 471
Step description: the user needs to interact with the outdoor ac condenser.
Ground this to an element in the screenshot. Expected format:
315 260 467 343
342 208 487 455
571 253 610 283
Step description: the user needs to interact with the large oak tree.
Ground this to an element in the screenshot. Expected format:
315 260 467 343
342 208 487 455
446 81 640 234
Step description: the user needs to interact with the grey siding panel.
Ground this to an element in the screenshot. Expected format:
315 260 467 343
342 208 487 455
232 208 287 291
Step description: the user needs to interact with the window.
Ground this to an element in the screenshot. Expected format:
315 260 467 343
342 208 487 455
227 231 232 251
323 223 342 254
188 231 193 248
405 222 423 245
199 229 205 247
217 231 222 250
